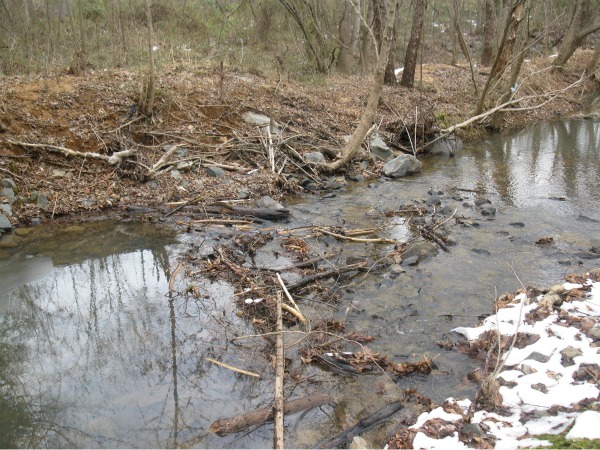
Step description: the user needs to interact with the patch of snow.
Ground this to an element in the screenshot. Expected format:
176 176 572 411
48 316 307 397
566 410 600 439
410 407 463 429
413 432 467 449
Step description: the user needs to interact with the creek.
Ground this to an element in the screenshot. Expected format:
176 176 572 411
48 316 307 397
0 118 599 448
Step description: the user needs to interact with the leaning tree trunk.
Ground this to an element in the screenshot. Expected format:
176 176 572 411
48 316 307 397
475 0 526 115
553 0 600 70
400 0 427 88
321 0 399 172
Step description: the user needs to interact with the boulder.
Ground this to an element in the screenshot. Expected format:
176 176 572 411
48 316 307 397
369 134 394 161
304 152 326 164
428 134 464 156
206 166 226 177
0 178 16 190
383 155 422 178
257 196 284 210
0 213 11 230
1 187 16 205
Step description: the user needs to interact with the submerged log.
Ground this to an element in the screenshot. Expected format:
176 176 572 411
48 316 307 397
316 400 404 448
209 393 334 436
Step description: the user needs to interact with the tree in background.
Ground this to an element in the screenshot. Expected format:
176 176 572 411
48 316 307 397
400 0 426 88
553 0 600 69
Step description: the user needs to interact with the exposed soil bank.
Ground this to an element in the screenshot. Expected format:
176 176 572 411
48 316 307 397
0 49 598 230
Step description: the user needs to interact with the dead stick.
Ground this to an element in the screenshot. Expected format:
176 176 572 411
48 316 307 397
276 273 307 325
314 227 395 244
286 262 367 290
209 393 333 436
206 358 261 378
168 262 184 291
274 291 284 449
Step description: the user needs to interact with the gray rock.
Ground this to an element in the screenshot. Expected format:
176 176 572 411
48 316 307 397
526 351 551 363
304 152 326 164
383 155 422 178
237 188 251 199
480 206 496 216
0 213 11 230
390 264 406 274
439 205 454 215
82 198 96 207
560 346 582 367
257 196 284 209
369 134 394 161
176 161 194 171
520 364 537 375
428 135 464 156
242 111 271 126
558 258 572 265
591 239 600 253
0 178 16 190
1 187 16 205
401 255 419 266
461 423 486 439
588 327 600 341
403 241 439 261
148 180 159 190
426 195 441 206
206 166 225 177
475 198 491 207
324 178 343 190
36 194 51 209
531 383 548 394
170 169 182 180
0 204 12 216
31 217 41 226
175 147 189 158
52 169 67 178
242 111 281 134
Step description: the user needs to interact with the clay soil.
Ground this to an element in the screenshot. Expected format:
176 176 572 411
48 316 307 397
0 49 598 228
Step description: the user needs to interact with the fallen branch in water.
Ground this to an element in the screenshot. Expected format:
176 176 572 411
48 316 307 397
206 358 261 378
285 261 368 291
276 273 307 325
274 291 284 449
316 400 405 448
209 393 334 436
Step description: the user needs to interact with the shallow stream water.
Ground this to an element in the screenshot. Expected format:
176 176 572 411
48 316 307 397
1 118 599 448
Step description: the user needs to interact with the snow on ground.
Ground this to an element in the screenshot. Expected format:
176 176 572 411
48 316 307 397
404 270 600 449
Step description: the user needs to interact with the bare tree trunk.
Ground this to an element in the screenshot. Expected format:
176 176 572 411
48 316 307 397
586 44 600 76
359 0 375 74
553 0 600 69
322 0 399 172
400 0 427 88
140 0 156 117
475 0 526 114
337 0 354 73
481 0 495 65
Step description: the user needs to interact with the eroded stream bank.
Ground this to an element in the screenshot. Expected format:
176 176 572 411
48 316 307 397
1 118 599 448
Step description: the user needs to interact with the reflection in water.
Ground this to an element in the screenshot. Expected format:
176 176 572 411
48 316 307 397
0 222 287 448
469 119 600 211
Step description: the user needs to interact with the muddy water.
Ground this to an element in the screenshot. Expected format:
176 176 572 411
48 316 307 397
1 118 599 448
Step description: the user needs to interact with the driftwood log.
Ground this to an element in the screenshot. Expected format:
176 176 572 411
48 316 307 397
316 400 405 448
209 393 334 436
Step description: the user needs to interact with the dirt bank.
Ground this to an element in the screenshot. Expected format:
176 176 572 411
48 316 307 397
0 49 598 229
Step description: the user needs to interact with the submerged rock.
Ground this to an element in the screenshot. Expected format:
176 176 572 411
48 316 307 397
383 155 422 178
403 241 439 261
